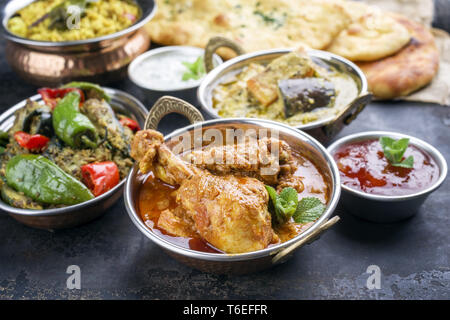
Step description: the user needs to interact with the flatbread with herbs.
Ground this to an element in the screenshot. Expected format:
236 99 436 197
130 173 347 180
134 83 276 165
145 0 351 59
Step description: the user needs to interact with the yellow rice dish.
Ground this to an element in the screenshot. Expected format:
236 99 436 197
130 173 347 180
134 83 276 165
7 0 140 42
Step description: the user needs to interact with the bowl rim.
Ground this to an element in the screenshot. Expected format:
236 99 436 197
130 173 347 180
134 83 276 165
0 87 148 217
128 45 223 92
124 117 341 262
1 0 157 47
197 47 369 131
327 131 448 202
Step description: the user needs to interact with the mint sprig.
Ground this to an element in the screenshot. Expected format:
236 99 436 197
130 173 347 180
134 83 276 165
181 56 205 81
265 186 326 225
266 186 296 225
293 197 326 223
379 137 414 168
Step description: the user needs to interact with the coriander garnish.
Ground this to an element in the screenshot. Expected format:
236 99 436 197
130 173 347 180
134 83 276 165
181 56 205 81
379 137 414 168
265 186 326 225
253 10 285 29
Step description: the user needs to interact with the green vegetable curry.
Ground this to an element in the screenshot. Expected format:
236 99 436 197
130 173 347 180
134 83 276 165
0 82 137 210
212 50 359 126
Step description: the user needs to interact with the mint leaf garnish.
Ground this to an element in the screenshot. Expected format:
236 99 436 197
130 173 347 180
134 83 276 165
266 184 327 226
379 137 414 169
265 185 279 210
293 197 326 223
276 187 298 216
392 155 414 168
265 186 298 225
181 56 205 81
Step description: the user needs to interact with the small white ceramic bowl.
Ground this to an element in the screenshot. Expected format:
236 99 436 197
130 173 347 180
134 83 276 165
128 46 222 105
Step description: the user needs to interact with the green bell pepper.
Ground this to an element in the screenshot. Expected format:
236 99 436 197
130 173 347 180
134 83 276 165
53 91 98 148
6 154 94 205
62 81 111 102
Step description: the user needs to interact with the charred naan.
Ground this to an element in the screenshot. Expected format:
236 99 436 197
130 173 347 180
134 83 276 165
327 11 411 61
357 14 439 99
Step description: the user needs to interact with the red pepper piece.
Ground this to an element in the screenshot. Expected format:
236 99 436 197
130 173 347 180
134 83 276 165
14 131 50 152
81 161 120 197
119 117 141 132
38 88 85 109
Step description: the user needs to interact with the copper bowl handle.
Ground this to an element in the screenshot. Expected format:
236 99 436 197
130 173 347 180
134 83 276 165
144 96 204 130
322 93 372 138
272 215 340 264
204 36 246 73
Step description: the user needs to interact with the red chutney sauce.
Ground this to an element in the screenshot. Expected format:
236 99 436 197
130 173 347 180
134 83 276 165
333 139 440 196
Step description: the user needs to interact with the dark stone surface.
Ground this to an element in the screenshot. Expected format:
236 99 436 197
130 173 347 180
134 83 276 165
434 0 450 32
1 17 450 300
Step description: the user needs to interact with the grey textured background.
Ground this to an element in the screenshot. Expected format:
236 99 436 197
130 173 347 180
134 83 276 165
0 1 449 300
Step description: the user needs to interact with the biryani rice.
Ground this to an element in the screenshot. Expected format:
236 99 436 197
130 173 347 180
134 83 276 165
7 0 140 42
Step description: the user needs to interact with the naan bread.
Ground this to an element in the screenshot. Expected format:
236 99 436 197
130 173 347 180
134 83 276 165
145 0 351 59
338 0 375 19
357 14 439 99
327 11 411 61
144 0 440 99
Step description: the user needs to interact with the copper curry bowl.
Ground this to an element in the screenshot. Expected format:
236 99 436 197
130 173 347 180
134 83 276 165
1 0 156 86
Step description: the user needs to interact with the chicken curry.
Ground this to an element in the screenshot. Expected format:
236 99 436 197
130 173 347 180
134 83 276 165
132 129 330 254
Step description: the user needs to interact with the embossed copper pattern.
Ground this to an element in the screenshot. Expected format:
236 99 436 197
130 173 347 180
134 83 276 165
204 36 245 73
145 96 204 130
6 30 150 86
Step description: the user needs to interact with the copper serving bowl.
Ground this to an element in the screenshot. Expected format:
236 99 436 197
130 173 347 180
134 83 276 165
199 37 372 144
1 0 156 86
0 87 147 230
124 96 341 274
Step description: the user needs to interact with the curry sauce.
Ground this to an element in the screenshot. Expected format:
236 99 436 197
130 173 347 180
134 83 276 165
137 151 329 254
212 51 358 126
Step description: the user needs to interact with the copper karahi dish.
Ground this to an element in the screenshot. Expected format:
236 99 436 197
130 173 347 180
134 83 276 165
125 96 341 274
1 0 156 86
